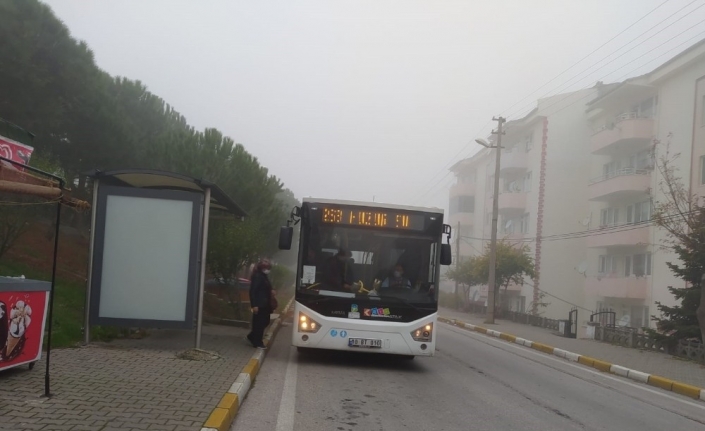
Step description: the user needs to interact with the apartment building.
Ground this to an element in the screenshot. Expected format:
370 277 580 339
449 88 597 319
584 40 705 328
450 39 705 328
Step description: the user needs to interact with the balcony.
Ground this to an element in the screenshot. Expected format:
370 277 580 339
500 150 528 174
585 276 648 299
449 182 476 198
496 192 527 213
588 168 651 201
590 115 654 155
587 224 650 248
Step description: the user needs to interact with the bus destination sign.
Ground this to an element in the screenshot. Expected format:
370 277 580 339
320 207 425 230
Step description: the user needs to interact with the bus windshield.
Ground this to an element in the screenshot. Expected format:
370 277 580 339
298 223 439 305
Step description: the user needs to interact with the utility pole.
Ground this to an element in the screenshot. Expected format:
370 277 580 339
454 221 460 308
485 116 505 325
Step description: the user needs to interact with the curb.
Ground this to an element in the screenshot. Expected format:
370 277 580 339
201 296 296 431
439 316 705 402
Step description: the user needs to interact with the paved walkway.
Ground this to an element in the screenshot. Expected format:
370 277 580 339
0 323 257 431
440 308 705 389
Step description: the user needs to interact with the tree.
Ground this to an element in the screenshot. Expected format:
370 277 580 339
0 151 64 260
0 196 36 261
474 240 536 314
445 256 482 308
0 0 296 279
650 136 705 342
207 218 264 319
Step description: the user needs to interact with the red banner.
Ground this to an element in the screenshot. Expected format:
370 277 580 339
0 291 48 371
0 135 33 170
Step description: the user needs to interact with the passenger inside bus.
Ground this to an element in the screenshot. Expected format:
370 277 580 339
322 249 356 291
380 263 412 289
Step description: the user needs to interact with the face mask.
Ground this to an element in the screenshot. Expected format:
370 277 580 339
263 269 271 275
394 271 402 278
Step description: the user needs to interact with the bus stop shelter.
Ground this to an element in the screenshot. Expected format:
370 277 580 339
84 169 246 349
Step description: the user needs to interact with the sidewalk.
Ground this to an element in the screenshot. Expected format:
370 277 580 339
0 323 258 431
440 308 705 389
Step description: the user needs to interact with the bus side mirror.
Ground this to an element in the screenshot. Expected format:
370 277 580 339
440 243 452 266
278 226 294 250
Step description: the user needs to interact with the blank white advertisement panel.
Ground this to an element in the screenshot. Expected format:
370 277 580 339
99 195 192 321
90 188 201 328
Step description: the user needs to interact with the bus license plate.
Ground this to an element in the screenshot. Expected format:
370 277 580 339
348 338 382 348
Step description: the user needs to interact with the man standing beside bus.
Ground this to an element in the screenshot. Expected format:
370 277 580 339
247 259 273 349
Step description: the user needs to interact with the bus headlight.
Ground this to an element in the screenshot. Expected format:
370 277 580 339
298 313 321 333
411 323 433 342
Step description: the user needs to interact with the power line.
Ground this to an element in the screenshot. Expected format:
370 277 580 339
499 0 673 119
480 23 705 145
517 279 594 313
537 25 705 119
503 0 705 120
456 208 702 243
415 0 702 204
413 122 492 204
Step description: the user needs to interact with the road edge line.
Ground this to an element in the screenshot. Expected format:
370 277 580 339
201 295 296 431
440 316 705 402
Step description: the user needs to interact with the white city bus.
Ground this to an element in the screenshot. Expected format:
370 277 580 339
278 198 452 357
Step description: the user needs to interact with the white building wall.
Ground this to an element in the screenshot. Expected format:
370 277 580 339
650 57 705 312
533 90 595 321
449 41 705 326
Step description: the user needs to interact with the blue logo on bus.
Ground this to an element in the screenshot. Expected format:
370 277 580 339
330 329 338 337
340 330 347 338
351 304 358 312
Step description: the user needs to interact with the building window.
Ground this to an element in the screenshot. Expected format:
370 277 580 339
603 160 622 179
598 255 616 274
629 150 654 171
700 155 705 185
600 208 619 227
633 96 656 119
505 179 523 193
450 196 475 215
624 255 632 277
524 172 532 192
503 218 514 234
632 253 652 277
627 201 652 224
524 134 533 151
520 213 530 234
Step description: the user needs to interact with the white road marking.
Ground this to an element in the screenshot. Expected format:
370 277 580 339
441 323 705 411
275 346 298 431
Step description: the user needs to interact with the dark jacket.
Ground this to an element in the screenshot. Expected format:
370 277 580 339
323 256 355 289
249 270 273 311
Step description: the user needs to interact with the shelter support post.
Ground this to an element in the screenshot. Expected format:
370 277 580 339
195 188 211 349
84 180 99 345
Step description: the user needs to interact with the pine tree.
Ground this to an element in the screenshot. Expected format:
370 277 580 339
649 136 705 342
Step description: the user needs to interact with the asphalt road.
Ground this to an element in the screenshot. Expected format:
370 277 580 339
231 319 705 431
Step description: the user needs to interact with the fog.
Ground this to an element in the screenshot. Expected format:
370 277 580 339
43 0 702 211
